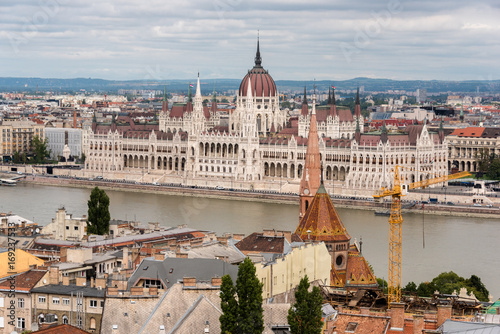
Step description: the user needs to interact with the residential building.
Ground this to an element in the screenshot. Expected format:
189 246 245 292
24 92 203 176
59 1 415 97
31 284 105 333
0 249 45 278
41 208 87 241
0 270 48 334
0 119 44 158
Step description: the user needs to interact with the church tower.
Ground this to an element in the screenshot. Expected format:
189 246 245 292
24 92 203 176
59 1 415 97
299 92 321 220
191 74 205 136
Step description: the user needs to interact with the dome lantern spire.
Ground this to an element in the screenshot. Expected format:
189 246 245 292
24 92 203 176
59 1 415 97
254 31 262 67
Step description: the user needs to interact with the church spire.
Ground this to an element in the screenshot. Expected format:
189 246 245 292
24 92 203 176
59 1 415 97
254 32 262 67
301 86 308 117
327 87 332 105
299 90 321 220
195 72 201 98
354 87 361 118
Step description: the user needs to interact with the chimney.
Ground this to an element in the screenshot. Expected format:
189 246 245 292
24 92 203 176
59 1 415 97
217 236 228 246
62 276 70 286
76 277 87 287
263 229 275 237
49 266 59 285
122 247 128 270
154 253 164 261
281 230 292 243
413 314 424 334
211 277 222 287
389 302 405 330
437 304 452 328
183 277 196 287
60 247 68 263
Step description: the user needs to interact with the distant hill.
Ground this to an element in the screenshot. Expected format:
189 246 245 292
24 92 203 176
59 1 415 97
0 77 499 95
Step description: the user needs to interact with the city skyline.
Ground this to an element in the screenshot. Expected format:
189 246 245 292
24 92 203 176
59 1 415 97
1 0 499 81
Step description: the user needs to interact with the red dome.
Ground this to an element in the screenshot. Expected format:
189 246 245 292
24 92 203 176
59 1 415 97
239 67 277 97
238 38 277 97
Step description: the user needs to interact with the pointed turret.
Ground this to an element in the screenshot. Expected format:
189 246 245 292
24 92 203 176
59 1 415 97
460 101 464 123
354 87 361 118
186 82 193 112
195 73 201 98
254 33 262 67
380 119 388 144
299 92 321 220
327 87 332 105
211 87 217 113
301 86 308 117
438 116 445 143
162 86 168 113
331 85 337 117
355 117 361 143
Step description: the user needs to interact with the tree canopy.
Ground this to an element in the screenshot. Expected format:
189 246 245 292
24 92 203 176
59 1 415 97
87 187 110 235
403 271 490 302
219 257 264 334
31 135 51 164
287 275 323 334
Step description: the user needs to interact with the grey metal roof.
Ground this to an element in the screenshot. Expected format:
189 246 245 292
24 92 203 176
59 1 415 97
81 227 201 248
128 257 239 290
31 284 105 298
440 320 500 334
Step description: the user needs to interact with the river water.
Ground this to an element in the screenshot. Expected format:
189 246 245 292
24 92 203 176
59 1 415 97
1 183 499 299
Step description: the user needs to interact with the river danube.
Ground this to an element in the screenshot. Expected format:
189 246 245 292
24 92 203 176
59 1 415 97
1 183 499 299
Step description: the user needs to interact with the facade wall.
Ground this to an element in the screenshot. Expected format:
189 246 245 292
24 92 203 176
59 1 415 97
32 291 104 333
255 242 331 300
45 128 82 160
448 135 500 172
0 292 34 333
0 120 44 157
41 208 87 241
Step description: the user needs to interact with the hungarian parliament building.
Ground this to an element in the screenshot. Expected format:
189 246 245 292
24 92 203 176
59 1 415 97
83 42 448 194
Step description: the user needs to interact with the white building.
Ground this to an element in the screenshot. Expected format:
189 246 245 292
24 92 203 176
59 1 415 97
45 127 82 160
41 207 87 241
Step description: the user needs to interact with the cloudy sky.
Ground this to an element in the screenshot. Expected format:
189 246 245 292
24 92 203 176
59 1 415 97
0 0 499 81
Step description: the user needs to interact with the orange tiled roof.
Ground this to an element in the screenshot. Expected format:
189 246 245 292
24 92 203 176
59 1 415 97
0 270 46 292
334 312 390 334
449 127 485 137
345 249 378 288
295 184 351 243
32 324 90 333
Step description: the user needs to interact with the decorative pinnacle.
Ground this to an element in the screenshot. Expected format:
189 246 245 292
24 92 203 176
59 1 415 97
254 31 262 67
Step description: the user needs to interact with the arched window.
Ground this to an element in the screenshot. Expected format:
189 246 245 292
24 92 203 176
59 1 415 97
63 315 68 324
90 317 96 329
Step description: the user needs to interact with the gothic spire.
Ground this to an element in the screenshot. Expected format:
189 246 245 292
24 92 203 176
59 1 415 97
301 86 308 117
195 73 201 98
327 87 332 105
187 83 193 103
254 32 262 67
354 87 361 117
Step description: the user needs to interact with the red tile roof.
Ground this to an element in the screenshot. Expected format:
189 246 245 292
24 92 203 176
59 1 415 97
0 270 47 292
449 127 486 137
32 324 90 333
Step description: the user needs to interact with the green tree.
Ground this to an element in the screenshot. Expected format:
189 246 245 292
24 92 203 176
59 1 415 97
12 151 21 164
403 281 417 293
80 153 86 164
236 258 264 334
486 157 500 180
220 275 238 334
31 135 50 164
465 275 489 301
219 257 264 334
87 187 110 235
288 275 323 334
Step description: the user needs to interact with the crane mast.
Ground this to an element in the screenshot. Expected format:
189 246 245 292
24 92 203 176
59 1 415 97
373 166 470 305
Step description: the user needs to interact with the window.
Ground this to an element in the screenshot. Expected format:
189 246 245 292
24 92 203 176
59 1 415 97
62 298 70 305
17 317 25 330
90 300 97 308
0 316 4 327
52 297 60 305
66 226 69 230
346 322 358 332
62 315 68 324
74 226 79 231
38 296 46 303
90 317 96 329
100 301 105 308
17 298 24 308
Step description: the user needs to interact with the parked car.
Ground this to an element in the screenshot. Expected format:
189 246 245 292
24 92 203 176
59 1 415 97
216 186 225 190
473 203 482 207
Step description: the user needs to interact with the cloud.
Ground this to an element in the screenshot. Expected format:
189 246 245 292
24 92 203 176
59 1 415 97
0 0 499 81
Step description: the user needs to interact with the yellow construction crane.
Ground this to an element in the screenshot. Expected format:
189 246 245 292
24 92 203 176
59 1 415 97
373 166 471 304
